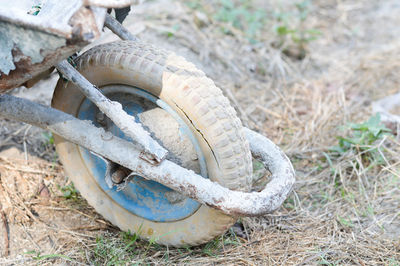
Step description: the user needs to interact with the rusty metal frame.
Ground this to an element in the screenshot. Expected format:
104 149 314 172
0 94 295 216
0 1 133 91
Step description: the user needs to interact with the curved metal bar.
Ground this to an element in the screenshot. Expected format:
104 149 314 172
134 128 296 216
0 94 295 216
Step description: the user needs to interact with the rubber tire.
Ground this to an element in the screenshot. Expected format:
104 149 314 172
52 40 252 246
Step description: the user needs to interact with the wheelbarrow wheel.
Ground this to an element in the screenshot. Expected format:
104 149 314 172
52 40 252 246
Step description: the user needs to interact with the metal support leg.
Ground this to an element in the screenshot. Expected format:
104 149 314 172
0 94 295 216
56 60 168 164
104 13 137 41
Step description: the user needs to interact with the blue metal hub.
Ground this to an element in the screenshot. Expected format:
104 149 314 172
77 85 207 222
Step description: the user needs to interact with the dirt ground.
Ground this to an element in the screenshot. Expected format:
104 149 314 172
0 0 400 265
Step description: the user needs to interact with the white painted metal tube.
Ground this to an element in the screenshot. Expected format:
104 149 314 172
0 94 295 216
104 14 137 41
56 60 168 164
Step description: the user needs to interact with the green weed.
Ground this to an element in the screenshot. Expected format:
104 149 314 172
92 231 140 265
25 250 73 263
186 1 203 10
318 254 337 265
224 228 242 246
201 228 242 257
214 0 266 42
42 131 58 168
337 216 353 228
165 24 181 38
388 257 400 266
340 188 355 204
42 131 54 146
283 196 295 210
201 237 221 257
58 183 79 200
318 113 393 190
361 204 375 217
275 0 321 59
329 113 392 165
312 247 342 265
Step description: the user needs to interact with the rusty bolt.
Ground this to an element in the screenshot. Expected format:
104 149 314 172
111 167 131 184
96 112 106 126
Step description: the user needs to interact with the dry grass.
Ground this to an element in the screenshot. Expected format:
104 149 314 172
0 0 400 265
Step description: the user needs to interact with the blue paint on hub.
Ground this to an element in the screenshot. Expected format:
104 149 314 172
77 86 205 222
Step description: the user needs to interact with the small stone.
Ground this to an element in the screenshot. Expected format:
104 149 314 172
194 11 209 28
231 222 247 238
38 181 51 198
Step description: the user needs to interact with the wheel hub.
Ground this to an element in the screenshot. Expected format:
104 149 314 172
77 85 207 222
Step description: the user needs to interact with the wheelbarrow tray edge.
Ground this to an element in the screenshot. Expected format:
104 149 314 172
0 1 108 91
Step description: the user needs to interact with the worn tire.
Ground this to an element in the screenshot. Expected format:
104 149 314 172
52 40 252 246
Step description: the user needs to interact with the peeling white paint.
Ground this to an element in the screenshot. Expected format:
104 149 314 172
0 21 65 76
0 31 15 75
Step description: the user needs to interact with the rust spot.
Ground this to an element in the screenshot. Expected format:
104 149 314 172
0 5 103 92
0 45 80 92
68 6 100 42
147 228 154 236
